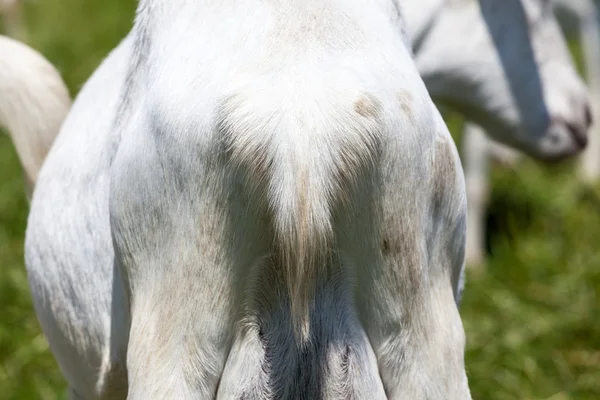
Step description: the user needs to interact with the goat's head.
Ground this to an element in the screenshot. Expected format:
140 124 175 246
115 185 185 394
414 0 591 161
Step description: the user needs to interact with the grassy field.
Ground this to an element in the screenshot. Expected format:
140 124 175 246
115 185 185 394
1 1 599 399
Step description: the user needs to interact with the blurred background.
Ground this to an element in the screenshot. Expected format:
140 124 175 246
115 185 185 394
0 0 599 399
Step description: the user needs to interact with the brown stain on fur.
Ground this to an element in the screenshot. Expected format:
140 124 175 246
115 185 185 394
379 176 426 303
381 239 390 254
397 90 415 123
288 166 313 340
432 135 460 214
429 134 465 286
354 95 379 119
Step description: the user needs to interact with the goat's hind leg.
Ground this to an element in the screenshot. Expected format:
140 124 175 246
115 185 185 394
354 131 470 399
109 139 250 399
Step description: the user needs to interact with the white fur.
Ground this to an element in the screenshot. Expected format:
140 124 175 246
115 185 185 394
22 0 593 397
0 34 71 197
26 1 470 399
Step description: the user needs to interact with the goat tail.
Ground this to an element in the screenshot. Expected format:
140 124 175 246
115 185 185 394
270 159 335 344
220 90 381 344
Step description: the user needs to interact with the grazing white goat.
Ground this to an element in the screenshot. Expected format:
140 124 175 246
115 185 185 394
461 0 599 266
0 34 70 198
27 1 471 399
22 0 589 398
409 0 591 161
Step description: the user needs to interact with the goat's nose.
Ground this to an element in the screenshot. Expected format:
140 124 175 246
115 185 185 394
565 118 589 149
559 100 592 150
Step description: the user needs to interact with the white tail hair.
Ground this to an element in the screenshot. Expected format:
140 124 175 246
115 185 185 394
0 35 71 195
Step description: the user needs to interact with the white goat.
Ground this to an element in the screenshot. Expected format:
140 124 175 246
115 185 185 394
409 0 590 161
26 1 471 398
461 0 599 266
22 0 588 398
0 34 70 198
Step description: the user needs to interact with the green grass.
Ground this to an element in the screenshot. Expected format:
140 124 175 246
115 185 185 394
1 2 599 399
